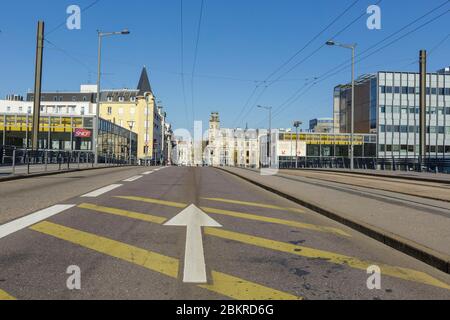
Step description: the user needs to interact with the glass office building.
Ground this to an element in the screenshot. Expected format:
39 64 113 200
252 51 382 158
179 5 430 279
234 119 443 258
0 113 137 160
334 68 450 159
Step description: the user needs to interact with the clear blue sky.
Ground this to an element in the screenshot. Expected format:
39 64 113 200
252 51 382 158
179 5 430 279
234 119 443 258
0 0 449 132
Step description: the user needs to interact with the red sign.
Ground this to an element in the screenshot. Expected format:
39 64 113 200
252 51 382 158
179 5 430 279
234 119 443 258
74 128 92 138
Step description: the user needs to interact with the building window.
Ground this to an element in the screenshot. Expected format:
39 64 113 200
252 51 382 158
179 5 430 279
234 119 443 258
107 96 113 102
402 87 408 94
394 86 400 94
72 96 76 102
408 87 415 94
28 106 32 114
18 107 23 112
119 97 125 102
107 107 112 115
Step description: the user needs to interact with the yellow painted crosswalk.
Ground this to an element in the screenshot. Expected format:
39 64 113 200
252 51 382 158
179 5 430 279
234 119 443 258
30 221 301 300
115 196 350 237
78 202 450 291
0 289 15 301
203 197 305 214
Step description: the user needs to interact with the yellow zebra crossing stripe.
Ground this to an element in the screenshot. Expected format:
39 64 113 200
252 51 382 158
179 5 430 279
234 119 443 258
204 228 450 291
78 203 167 224
79 202 450 291
115 196 350 237
0 289 15 300
29 221 301 300
203 197 305 214
201 206 350 237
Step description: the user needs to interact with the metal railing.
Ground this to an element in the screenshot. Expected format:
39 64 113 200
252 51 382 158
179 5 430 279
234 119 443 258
276 157 450 174
1 146 138 177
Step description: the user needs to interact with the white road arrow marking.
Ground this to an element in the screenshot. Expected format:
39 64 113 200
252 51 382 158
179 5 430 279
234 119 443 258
164 204 222 283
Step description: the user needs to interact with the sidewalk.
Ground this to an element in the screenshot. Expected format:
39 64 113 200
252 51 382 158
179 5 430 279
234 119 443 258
220 167 450 273
0 163 132 182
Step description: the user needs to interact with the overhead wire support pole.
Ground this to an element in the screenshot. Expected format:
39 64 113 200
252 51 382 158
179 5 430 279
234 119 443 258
32 21 45 151
419 50 427 172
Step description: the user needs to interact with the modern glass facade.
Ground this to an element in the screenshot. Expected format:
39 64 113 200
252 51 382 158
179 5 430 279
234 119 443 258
0 113 137 160
335 70 450 159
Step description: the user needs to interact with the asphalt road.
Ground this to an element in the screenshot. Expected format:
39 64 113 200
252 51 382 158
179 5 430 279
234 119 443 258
0 166 449 300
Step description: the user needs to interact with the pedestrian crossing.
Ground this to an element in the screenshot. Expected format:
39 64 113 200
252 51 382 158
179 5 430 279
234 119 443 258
1 191 450 300
74 201 450 291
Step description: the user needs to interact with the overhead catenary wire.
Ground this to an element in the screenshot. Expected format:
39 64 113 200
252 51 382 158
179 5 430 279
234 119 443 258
180 0 190 130
267 7 450 124
45 0 102 37
190 0 206 125
236 0 376 128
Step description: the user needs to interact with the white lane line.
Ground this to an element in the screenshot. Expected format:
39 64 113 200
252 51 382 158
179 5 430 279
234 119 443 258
123 175 143 182
142 171 154 175
81 184 123 198
0 205 75 240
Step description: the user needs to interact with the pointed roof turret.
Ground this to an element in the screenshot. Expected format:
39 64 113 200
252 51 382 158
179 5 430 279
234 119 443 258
137 66 153 96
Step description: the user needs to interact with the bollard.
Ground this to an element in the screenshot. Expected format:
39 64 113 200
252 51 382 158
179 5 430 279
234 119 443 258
45 151 48 172
12 149 16 175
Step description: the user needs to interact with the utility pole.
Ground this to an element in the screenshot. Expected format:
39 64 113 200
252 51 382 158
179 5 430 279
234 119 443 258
419 50 427 172
31 21 45 150
326 40 356 170
293 121 302 169
257 105 272 167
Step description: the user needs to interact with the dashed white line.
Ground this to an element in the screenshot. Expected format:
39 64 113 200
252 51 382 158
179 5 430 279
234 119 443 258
143 171 154 175
123 176 143 182
0 205 75 240
81 184 123 198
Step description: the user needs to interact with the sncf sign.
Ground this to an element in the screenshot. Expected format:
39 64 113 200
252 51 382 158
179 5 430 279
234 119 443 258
74 129 92 138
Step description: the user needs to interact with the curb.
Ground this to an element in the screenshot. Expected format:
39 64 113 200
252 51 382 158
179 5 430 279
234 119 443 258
218 167 450 275
0 165 135 183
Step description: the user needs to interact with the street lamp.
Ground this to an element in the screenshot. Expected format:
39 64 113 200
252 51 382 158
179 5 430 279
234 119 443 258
326 39 356 170
257 105 273 168
293 121 302 169
127 121 135 165
94 29 130 165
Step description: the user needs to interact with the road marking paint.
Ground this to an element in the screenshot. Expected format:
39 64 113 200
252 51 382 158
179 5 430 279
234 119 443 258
165 205 222 283
201 206 350 237
0 205 75 240
81 184 122 198
78 203 167 224
30 221 301 300
116 196 349 237
116 196 187 208
203 197 305 214
123 176 143 182
142 171 154 175
80 202 450 291
0 289 16 300
204 228 450 291
200 271 301 300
